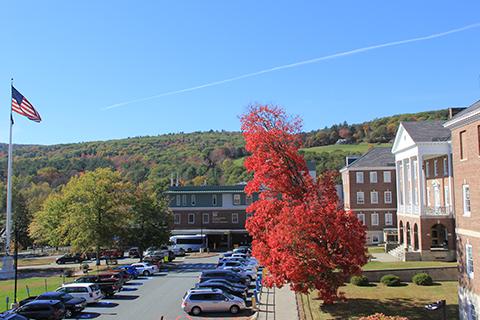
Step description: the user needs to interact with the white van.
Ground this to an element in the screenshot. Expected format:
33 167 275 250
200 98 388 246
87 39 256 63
57 283 103 304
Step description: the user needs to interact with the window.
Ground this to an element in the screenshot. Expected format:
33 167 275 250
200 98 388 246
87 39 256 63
370 191 378 204
384 191 392 204
427 187 431 206
174 214 180 225
385 212 393 226
383 171 391 183
246 195 253 205
466 243 474 279
191 195 196 206
212 194 217 206
434 159 438 177
233 194 241 205
176 195 181 206
357 213 365 225
370 172 377 183
426 162 430 178
460 130 467 160
444 185 450 207
202 213 209 224
463 185 471 216
232 213 239 224
371 213 379 226
372 235 380 243
356 192 365 204
443 158 448 176
182 194 187 206
356 172 364 184
188 213 195 224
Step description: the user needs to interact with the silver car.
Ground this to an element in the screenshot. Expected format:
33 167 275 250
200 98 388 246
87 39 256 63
181 288 246 315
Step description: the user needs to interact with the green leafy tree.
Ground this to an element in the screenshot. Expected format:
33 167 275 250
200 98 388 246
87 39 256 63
12 189 33 249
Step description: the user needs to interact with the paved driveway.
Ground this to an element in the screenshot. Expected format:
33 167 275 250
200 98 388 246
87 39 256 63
74 255 255 320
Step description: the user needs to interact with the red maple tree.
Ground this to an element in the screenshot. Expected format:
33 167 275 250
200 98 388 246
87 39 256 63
241 105 368 304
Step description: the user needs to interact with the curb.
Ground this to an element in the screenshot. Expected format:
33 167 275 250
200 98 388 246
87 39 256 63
184 253 219 259
248 310 259 320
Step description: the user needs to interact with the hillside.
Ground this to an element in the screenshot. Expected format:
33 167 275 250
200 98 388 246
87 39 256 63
0 109 449 216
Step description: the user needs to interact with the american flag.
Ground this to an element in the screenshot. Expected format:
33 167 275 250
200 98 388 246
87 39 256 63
11 86 41 122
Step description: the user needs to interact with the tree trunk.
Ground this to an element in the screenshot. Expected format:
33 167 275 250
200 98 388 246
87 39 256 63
96 244 101 266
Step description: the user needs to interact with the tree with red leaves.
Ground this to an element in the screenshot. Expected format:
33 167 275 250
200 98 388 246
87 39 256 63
241 105 368 304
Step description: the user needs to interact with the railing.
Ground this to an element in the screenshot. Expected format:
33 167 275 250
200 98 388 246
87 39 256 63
424 206 452 216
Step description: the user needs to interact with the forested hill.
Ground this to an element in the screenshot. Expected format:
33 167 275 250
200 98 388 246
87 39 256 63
0 108 449 214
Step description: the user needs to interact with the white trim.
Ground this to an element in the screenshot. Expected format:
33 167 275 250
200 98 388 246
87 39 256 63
171 229 248 235
172 206 247 211
457 228 480 239
341 166 395 172
349 207 397 212
444 108 480 129
464 184 472 216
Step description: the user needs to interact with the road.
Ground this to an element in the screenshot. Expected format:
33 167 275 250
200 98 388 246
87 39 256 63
75 254 255 320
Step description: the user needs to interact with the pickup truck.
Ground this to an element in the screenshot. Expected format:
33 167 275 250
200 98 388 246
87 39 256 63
74 274 122 297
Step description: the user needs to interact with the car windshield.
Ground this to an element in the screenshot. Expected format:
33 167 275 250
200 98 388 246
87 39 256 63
223 292 235 299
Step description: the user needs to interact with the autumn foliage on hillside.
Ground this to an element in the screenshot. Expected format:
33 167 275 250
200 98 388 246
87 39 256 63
241 105 368 303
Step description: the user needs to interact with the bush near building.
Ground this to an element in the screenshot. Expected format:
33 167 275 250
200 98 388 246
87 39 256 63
412 273 433 286
380 274 401 287
351 275 370 286
359 314 409 320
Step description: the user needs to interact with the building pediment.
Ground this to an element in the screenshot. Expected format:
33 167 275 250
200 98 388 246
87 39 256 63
392 124 415 154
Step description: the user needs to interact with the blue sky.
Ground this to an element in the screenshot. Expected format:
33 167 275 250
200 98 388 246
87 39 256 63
1 1 479 145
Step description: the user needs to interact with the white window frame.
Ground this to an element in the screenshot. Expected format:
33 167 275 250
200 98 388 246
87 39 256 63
356 172 364 184
246 195 253 205
371 212 379 226
434 159 438 177
212 194 217 206
464 184 471 216
466 243 474 279
191 194 196 206
232 213 239 224
444 185 450 208
182 194 187 206
188 213 195 224
426 162 430 178
174 214 181 225
356 191 365 204
202 213 209 224
233 194 241 205
385 212 393 226
383 171 391 183
370 172 378 183
176 195 181 206
357 213 365 225
384 191 392 204
372 235 380 244
427 187 431 207
443 158 448 176
370 191 378 204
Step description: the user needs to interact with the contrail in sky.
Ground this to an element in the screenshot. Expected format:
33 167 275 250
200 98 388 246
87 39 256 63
104 22 480 110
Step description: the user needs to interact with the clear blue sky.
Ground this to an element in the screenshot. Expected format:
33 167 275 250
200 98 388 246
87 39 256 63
1 1 479 145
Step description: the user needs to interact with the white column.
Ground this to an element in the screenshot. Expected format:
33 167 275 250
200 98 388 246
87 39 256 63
417 154 424 215
447 153 454 215
402 160 408 212
409 157 414 213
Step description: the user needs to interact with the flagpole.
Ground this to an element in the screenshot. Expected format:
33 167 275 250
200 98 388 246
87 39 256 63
1 79 14 278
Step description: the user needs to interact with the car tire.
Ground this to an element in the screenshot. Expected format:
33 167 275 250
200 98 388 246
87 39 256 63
230 305 240 314
191 306 202 316
143 270 151 276
65 309 73 318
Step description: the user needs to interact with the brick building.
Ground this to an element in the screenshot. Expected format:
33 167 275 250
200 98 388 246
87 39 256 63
340 147 397 245
166 185 253 251
444 100 480 319
391 121 456 261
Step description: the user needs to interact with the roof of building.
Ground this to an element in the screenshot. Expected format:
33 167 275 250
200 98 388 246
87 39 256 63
401 121 450 142
444 100 480 128
166 184 246 193
343 147 395 169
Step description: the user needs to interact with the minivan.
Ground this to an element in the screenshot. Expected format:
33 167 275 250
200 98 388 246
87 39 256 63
182 288 246 315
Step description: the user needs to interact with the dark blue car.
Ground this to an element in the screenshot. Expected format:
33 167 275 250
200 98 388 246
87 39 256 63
114 265 139 278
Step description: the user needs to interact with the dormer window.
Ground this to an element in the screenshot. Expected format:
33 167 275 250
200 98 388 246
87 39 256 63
212 194 217 206
233 194 241 205
191 194 196 206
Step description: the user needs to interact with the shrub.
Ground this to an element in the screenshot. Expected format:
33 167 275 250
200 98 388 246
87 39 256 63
359 313 409 320
380 274 401 287
412 273 433 286
63 269 74 277
350 275 369 286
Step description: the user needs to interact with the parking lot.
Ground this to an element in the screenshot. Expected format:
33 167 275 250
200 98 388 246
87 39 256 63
74 254 255 320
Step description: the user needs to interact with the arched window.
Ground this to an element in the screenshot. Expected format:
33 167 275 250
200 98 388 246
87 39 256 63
399 221 404 244
406 222 411 247
414 223 419 251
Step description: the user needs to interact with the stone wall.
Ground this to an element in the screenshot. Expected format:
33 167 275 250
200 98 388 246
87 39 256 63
361 265 458 282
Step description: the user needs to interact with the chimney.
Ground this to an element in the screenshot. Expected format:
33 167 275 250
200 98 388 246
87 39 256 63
448 107 467 119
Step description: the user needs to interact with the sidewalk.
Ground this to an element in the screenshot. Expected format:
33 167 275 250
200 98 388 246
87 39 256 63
257 285 299 320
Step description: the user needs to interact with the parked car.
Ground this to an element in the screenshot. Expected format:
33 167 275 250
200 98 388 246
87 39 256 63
143 250 168 264
14 300 66 320
143 246 158 257
222 251 234 258
195 281 247 300
182 288 246 315
159 246 177 261
217 260 257 271
0 313 29 320
131 262 159 276
128 247 140 258
219 266 257 281
55 253 83 264
19 291 86 318
199 270 250 285
101 248 124 259
199 278 248 292
74 275 122 297
57 283 103 304
233 246 251 255
113 265 139 279
219 256 258 268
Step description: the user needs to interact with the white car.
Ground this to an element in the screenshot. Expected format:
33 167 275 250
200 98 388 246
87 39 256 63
131 262 159 276
220 257 258 268
218 266 257 281
57 283 103 304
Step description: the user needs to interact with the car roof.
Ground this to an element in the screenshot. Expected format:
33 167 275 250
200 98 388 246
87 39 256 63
188 288 222 294
63 283 94 287
24 299 61 306
38 292 64 298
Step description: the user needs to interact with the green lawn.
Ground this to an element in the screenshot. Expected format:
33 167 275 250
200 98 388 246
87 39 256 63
367 246 385 254
0 276 67 312
301 143 392 155
298 281 458 320
363 260 457 271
